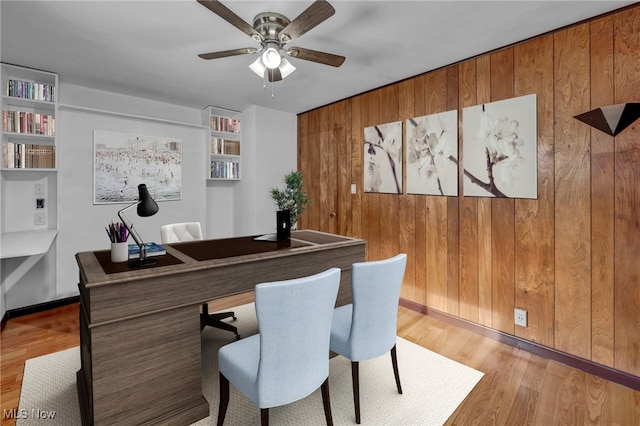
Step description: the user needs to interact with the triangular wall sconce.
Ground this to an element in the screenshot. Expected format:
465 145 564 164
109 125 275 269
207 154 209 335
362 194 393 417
574 103 640 136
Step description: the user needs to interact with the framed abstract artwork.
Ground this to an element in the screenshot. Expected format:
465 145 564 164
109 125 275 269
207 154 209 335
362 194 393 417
93 130 182 204
406 110 458 196
364 121 402 194
462 94 537 199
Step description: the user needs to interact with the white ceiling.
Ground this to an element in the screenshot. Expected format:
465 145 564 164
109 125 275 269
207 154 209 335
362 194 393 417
1 1 635 115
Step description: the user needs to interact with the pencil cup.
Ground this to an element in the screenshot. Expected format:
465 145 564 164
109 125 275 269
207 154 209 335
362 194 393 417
111 242 128 263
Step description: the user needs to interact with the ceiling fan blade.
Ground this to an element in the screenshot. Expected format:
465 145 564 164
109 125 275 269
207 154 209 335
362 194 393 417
197 0 264 42
198 47 258 60
287 47 345 67
278 0 335 43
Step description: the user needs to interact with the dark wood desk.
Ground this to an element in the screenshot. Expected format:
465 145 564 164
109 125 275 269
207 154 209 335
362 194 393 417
76 230 365 425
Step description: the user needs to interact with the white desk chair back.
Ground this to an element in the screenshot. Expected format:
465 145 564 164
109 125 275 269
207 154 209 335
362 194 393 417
329 253 407 424
160 222 203 243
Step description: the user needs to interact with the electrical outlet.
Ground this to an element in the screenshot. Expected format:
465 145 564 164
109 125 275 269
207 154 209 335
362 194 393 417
514 308 527 327
34 183 45 196
34 212 46 226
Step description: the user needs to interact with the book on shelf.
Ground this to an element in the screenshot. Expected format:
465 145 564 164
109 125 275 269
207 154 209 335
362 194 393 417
2 142 55 169
2 110 55 135
209 115 241 134
128 242 166 259
210 137 240 155
210 160 240 179
5 78 55 102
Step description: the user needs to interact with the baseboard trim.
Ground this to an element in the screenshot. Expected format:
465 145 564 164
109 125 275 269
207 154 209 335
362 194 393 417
1 311 8 331
399 298 640 391
2 296 80 328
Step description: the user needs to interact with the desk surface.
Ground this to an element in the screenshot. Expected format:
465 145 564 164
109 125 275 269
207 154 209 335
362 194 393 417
0 229 57 259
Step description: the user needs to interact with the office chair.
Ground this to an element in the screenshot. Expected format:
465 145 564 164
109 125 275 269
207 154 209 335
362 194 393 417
329 253 407 424
160 222 240 339
217 268 341 426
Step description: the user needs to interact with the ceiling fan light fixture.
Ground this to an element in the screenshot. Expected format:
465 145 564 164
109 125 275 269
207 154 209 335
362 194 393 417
279 58 296 79
261 44 282 69
249 56 267 77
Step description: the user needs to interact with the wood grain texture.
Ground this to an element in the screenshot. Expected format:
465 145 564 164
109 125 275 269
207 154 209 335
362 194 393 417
590 16 615 366
514 34 556 347
490 48 515 334
554 23 592 358
614 7 640 377
297 4 640 380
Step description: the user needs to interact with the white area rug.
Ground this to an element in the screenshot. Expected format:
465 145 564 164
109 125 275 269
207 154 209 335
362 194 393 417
18 303 483 425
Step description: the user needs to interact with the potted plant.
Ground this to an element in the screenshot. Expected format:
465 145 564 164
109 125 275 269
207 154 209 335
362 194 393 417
270 171 311 230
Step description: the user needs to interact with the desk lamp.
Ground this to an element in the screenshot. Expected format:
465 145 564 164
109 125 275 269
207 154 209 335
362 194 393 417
117 184 159 267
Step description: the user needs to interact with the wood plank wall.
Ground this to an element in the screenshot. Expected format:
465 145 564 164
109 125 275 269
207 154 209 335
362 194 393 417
297 5 640 378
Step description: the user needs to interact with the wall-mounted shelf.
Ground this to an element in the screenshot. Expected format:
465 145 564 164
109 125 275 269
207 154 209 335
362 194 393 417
202 106 241 181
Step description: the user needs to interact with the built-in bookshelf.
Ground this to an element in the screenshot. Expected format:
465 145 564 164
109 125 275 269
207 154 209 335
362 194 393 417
1 63 59 234
202 106 241 181
2 63 57 171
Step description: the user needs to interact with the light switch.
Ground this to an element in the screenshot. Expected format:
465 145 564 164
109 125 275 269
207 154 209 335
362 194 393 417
351 184 357 194
34 183 45 196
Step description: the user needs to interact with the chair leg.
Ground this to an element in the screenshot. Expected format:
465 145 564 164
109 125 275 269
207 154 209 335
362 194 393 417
391 344 402 394
217 373 230 426
351 361 361 424
320 378 334 426
260 408 269 426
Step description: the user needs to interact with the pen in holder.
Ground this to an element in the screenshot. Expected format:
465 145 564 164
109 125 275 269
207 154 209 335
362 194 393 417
106 221 129 263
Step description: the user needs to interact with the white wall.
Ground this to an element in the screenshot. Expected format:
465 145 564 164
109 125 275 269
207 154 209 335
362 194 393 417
3 83 297 308
233 105 298 237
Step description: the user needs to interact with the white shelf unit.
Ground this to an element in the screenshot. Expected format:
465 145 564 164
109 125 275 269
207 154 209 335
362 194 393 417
202 106 241 181
1 63 58 233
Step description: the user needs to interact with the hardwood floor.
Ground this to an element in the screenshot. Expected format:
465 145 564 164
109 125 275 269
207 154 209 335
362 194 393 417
2 302 639 425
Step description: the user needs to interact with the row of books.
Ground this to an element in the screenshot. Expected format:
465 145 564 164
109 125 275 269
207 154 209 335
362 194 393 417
210 160 240 179
2 142 56 169
5 79 56 102
2 110 55 136
211 137 240 155
209 115 241 134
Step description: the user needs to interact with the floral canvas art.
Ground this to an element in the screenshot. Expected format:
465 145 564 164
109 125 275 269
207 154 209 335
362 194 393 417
462 94 537 199
364 121 403 194
406 110 458 195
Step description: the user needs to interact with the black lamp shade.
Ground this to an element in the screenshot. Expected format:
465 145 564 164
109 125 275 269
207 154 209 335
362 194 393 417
136 184 159 217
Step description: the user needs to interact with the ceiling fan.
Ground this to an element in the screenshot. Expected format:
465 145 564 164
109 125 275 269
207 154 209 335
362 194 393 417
197 0 345 82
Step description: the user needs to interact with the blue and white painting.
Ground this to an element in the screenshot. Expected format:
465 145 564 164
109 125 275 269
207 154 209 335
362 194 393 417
93 130 182 204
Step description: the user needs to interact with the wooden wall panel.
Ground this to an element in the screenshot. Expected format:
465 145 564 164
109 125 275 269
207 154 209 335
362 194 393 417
379 85 401 262
297 4 640 379
446 66 460 316
490 48 516 334
613 7 640 377
476 55 492 327
458 59 478 320
590 16 615 366
350 96 364 239
413 75 428 305
398 80 416 302
554 23 592 358
424 69 449 312
513 34 556 347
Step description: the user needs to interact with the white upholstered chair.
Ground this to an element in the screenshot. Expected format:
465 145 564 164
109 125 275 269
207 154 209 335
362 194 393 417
216 268 341 426
329 253 407 424
160 222 240 339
